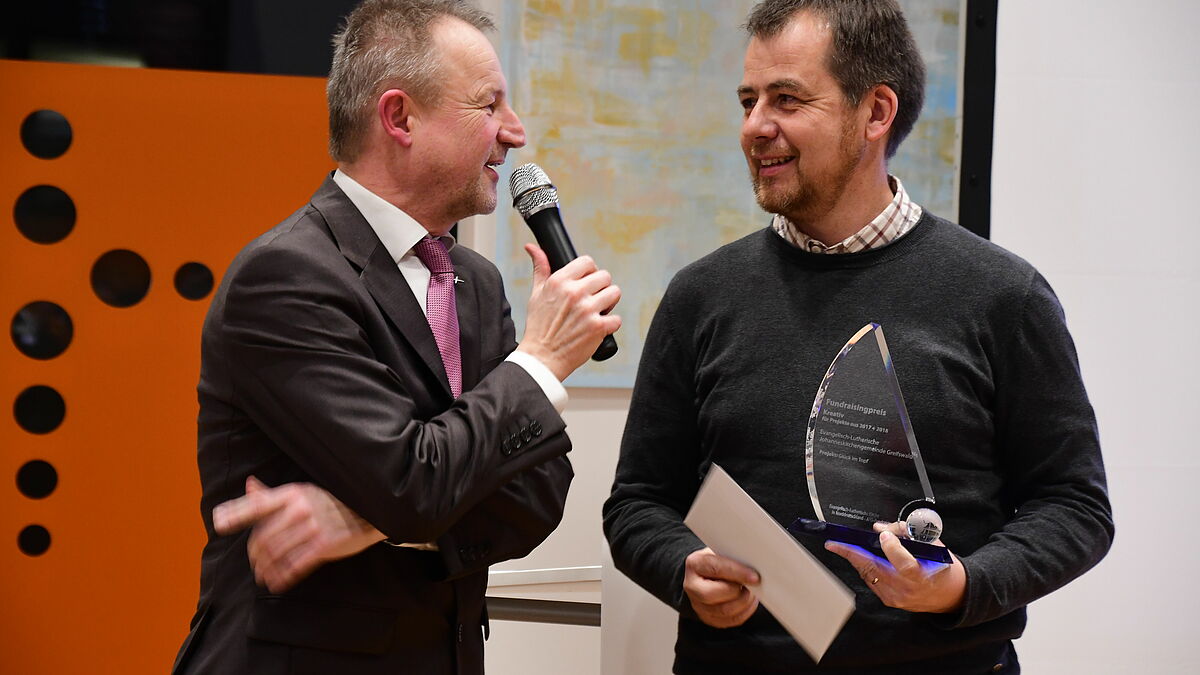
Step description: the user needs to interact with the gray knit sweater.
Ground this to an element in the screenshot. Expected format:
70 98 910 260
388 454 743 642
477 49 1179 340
603 212 1113 673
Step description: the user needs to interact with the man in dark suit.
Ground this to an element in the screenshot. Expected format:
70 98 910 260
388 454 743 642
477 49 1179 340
172 1 621 673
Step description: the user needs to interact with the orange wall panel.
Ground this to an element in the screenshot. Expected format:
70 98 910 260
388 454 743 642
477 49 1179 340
1 59 333 674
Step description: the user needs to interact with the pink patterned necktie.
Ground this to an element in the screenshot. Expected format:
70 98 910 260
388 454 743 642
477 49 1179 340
412 237 462 398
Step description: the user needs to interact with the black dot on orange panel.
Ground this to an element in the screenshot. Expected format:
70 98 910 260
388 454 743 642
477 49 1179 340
14 185 76 244
20 110 72 159
11 301 73 360
91 249 151 307
17 460 58 499
18 525 51 556
14 385 65 434
174 262 214 300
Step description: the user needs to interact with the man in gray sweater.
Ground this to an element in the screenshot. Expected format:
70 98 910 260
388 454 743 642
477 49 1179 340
603 1 1113 673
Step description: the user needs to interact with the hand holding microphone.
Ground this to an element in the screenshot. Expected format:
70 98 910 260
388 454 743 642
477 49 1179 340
510 163 620 379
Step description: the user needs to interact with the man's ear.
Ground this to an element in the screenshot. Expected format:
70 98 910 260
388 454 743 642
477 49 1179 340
378 89 417 147
863 83 899 145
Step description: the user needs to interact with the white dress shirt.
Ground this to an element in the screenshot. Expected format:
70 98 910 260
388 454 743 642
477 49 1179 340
332 169 568 412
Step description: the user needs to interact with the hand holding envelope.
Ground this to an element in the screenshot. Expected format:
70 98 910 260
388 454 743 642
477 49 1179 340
684 465 855 662
682 547 762 628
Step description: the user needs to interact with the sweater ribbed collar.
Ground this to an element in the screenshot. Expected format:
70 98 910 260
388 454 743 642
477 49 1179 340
762 210 941 270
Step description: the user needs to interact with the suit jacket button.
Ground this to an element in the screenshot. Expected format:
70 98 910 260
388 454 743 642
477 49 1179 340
511 433 522 450
530 420 542 437
520 426 533 443
500 439 512 456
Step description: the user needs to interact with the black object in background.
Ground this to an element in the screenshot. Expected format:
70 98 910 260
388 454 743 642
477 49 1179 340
958 0 998 239
1 0 358 76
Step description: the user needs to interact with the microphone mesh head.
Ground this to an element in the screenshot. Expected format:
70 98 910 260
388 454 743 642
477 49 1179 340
510 163 558 216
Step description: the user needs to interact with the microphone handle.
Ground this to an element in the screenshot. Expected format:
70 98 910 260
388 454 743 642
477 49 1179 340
527 208 578 269
525 208 619 362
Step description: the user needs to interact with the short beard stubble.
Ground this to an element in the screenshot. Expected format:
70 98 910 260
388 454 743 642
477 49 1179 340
751 116 864 228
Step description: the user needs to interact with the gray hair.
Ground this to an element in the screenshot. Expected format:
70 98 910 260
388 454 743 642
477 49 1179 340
745 0 926 158
327 0 494 162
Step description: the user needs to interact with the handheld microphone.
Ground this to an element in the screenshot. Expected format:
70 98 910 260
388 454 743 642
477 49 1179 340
509 163 618 362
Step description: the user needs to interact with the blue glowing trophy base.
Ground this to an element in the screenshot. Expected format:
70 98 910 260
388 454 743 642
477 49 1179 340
788 518 952 564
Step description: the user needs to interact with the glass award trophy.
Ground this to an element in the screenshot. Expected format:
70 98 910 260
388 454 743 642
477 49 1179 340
787 324 951 564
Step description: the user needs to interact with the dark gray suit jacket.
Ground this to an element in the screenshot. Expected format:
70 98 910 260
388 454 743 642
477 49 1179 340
173 176 573 675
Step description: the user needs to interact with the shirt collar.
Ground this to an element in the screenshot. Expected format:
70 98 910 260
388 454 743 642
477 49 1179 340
771 175 923 254
332 169 456 264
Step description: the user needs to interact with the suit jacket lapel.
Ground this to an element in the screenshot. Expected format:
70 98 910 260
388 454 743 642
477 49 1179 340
451 250 482 391
309 175 453 398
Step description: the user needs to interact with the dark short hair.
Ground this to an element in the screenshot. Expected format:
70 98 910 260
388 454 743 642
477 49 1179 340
745 0 926 158
327 0 494 162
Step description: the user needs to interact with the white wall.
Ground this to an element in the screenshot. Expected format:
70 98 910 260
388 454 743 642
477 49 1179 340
991 1 1200 671
481 389 628 675
480 1 1200 673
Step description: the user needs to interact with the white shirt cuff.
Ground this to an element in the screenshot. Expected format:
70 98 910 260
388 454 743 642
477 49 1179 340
504 350 568 414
